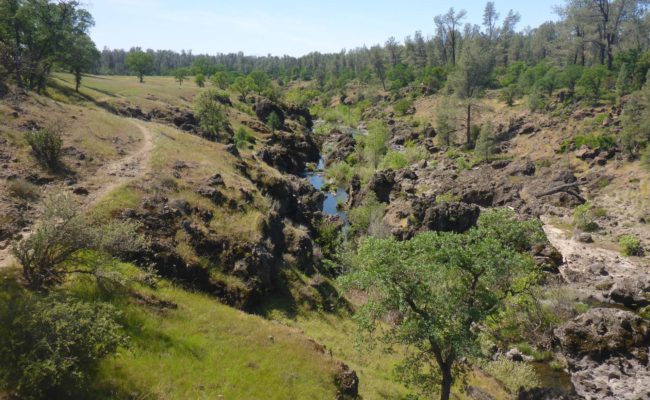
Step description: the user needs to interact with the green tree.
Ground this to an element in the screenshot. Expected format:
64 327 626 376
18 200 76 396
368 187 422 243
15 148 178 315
436 98 459 147
65 34 99 92
620 80 650 157
194 89 230 140
126 50 154 83
340 209 541 400
370 46 387 91
249 70 270 93
267 111 282 132
363 120 390 167
448 39 494 147
173 68 187 86
211 71 230 89
578 65 608 104
616 62 633 100
475 122 496 162
232 76 254 102
195 73 205 87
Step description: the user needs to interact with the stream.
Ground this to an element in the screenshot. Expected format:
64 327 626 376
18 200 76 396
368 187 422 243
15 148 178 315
305 157 349 223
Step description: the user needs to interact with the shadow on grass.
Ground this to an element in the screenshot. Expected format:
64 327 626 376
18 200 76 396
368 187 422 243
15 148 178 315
46 79 120 115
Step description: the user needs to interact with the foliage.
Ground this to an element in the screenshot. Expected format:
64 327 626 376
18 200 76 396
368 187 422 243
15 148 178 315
25 124 63 170
0 294 125 400
393 98 414 116
340 209 540 399
11 193 146 291
348 194 387 237
619 234 643 256
232 76 254 101
361 120 390 168
475 123 495 162
233 127 254 148
620 83 650 158
194 73 205 87
325 161 354 188
578 65 609 104
480 357 540 394
573 203 599 232
7 179 39 201
173 68 188 86
126 51 154 83
210 71 231 89
194 89 231 140
561 133 616 153
267 111 283 132
436 99 458 146
380 146 427 171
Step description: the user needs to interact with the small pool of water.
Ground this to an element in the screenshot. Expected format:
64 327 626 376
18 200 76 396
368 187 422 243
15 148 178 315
305 158 348 222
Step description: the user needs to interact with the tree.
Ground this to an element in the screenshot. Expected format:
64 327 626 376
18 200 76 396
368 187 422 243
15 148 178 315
385 36 401 67
483 2 500 41
370 46 387 90
267 111 282 132
211 71 230 89
340 209 541 400
195 73 205 87
232 76 254 101
620 80 650 157
448 39 494 147
436 98 459 146
249 70 270 93
363 120 390 167
194 89 230 140
578 65 609 103
475 122 496 161
434 8 467 66
173 68 187 86
126 50 154 83
65 34 99 92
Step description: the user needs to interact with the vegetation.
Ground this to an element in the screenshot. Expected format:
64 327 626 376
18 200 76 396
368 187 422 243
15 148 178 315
619 234 643 256
572 203 600 232
126 51 154 83
194 89 230 140
25 124 64 170
0 293 125 400
340 209 542 400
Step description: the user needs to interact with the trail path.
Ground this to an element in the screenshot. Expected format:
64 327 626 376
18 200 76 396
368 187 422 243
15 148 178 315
0 120 154 270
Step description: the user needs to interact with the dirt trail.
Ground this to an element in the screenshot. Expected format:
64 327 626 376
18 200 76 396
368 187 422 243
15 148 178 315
0 120 154 270
541 216 642 302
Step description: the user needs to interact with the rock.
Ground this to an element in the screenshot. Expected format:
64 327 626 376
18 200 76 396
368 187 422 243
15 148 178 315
225 144 240 157
517 388 578 400
422 202 481 233
575 232 593 243
208 173 225 187
253 97 285 128
505 348 534 362
368 170 395 203
257 131 319 175
607 277 650 309
72 187 89 196
555 308 650 400
575 145 599 160
196 186 226 205
334 362 359 399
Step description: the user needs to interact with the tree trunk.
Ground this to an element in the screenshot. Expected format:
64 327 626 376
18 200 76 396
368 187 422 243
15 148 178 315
465 103 472 148
139 73 144 83
440 364 453 400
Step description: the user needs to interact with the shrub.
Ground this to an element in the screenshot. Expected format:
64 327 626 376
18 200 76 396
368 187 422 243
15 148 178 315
234 127 254 149
573 203 599 232
7 179 39 200
11 193 146 291
619 234 643 256
194 89 231 140
380 150 409 170
0 295 125 399
482 357 540 394
348 194 387 237
325 161 353 188
25 125 63 169
393 98 414 116
267 112 283 132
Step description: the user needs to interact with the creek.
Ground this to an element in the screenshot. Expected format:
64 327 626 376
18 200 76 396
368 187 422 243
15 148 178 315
305 157 349 223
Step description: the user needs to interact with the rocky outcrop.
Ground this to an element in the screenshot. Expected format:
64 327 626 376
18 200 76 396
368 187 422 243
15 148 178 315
368 170 395 203
555 308 650 400
607 276 650 310
334 362 359 399
323 129 356 166
253 97 285 127
257 131 319 175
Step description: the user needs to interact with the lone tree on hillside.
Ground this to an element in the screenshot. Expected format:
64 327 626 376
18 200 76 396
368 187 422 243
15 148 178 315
66 34 99 92
340 209 542 400
173 68 187 86
126 50 154 83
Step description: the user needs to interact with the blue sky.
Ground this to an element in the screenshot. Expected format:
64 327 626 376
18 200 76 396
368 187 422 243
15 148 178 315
88 0 561 57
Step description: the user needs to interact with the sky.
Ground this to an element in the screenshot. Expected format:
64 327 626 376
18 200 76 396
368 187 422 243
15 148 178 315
88 0 561 57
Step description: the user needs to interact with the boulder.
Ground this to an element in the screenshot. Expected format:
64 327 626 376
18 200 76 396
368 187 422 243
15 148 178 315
422 202 480 233
368 170 396 203
334 362 359 399
607 277 650 309
555 308 650 400
253 98 285 127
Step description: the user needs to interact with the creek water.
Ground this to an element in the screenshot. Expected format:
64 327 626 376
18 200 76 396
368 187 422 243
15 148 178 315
305 157 349 222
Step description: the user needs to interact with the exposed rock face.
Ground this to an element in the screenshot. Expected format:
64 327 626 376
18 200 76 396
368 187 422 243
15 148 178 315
368 170 395 203
517 388 579 400
253 97 285 127
421 201 481 233
555 308 650 400
323 129 356 166
607 276 650 309
257 131 319 175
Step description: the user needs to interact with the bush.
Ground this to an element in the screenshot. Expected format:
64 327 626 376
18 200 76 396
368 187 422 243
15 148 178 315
348 194 388 237
7 179 39 201
481 356 540 394
233 127 254 149
573 203 599 232
11 193 146 291
325 161 353 188
619 234 643 256
393 98 414 116
0 295 125 399
194 89 231 140
25 125 63 169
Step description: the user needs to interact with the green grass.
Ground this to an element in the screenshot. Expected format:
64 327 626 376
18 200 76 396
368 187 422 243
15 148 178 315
44 264 341 400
